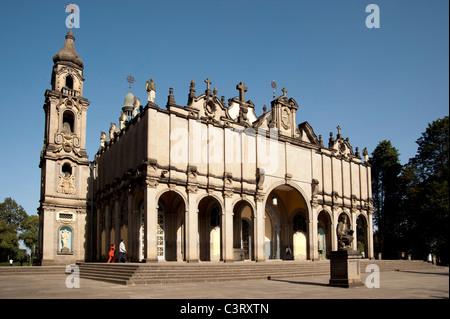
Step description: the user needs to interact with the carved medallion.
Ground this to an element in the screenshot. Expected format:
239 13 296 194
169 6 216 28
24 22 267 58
281 107 291 130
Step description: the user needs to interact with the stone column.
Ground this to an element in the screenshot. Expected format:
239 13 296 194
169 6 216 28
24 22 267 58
185 190 199 262
310 208 318 260
351 210 358 251
276 228 281 259
222 194 234 262
254 195 266 261
368 212 374 259
114 198 121 257
126 192 134 261
331 207 338 251
96 205 102 260
104 203 111 256
144 185 158 262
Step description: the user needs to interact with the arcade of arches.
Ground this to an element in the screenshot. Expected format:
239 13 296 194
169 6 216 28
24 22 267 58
95 184 373 262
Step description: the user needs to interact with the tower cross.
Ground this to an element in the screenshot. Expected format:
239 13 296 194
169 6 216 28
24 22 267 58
282 87 287 97
236 82 248 102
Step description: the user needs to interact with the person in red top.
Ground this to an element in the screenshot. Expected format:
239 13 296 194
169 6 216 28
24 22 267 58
107 244 115 263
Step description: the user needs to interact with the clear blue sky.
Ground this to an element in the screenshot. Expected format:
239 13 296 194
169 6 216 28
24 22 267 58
0 0 448 216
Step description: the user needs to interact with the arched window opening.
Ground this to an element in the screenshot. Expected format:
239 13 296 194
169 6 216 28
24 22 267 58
62 163 72 177
65 75 74 89
62 111 74 133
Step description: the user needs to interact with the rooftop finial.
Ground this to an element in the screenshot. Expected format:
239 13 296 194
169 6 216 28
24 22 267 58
271 81 277 99
126 75 135 92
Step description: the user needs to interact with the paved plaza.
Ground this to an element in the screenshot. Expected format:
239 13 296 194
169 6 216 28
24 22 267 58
0 267 447 299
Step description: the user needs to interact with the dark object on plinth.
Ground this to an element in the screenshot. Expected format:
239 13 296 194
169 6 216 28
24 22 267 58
329 249 364 288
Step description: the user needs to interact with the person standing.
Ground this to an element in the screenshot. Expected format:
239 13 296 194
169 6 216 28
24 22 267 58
118 239 127 263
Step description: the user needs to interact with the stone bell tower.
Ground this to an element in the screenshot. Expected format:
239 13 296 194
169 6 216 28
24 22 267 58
38 29 91 265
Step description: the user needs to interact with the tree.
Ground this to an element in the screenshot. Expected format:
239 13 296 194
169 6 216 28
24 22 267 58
19 215 39 258
0 198 28 261
370 140 405 258
403 116 449 264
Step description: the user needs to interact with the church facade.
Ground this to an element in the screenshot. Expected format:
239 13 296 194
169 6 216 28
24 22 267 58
38 31 374 265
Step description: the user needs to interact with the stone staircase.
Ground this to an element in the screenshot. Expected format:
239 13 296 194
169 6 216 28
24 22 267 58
0 265 66 276
76 259 439 286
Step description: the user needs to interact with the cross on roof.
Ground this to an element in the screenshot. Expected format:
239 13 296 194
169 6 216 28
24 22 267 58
204 78 212 91
337 125 342 137
236 82 248 102
282 88 287 97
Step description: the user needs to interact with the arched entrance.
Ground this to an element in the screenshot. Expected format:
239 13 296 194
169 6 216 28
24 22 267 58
157 191 186 261
357 214 369 258
198 196 222 261
265 184 310 260
317 210 332 259
233 200 255 261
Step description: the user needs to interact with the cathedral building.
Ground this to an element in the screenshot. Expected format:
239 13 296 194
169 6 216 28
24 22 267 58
38 30 374 265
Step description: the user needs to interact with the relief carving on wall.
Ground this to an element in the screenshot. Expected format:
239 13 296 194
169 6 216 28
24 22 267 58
57 172 76 195
55 131 80 154
281 107 291 130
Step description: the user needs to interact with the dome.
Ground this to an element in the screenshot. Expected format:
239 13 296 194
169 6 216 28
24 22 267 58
52 29 84 69
122 92 135 113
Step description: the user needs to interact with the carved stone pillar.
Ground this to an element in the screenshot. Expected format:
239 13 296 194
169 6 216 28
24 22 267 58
254 194 266 262
126 191 134 261
114 198 120 257
185 190 199 262
368 212 374 259
104 203 111 256
144 183 158 262
222 194 234 262
96 205 102 260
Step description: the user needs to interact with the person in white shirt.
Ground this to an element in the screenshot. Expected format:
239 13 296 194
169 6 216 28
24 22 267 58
118 239 127 263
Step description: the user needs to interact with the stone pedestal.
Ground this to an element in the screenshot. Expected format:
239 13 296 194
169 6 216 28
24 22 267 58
329 249 364 288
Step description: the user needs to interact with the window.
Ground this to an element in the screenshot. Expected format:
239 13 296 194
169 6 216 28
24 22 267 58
62 163 72 177
62 111 74 133
65 75 74 89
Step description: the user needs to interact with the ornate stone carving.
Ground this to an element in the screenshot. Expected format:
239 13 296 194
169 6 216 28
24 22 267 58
281 107 291 130
146 78 156 103
100 131 106 148
337 214 354 250
224 172 233 188
60 228 70 253
57 172 76 195
256 168 265 190
188 165 198 184
312 179 319 198
54 131 80 153
255 193 265 202
109 123 117 140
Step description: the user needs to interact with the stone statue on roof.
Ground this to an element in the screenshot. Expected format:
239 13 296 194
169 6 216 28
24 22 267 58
146 78 156 103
